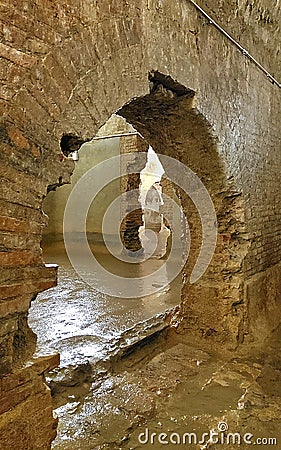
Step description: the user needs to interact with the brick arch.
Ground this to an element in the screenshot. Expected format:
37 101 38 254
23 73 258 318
119 75 248 347
0 2 156 379
0 11 151 384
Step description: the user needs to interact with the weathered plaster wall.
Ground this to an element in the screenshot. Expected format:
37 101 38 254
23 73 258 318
0 0 280 447
43 114 143 242
43 137 120 239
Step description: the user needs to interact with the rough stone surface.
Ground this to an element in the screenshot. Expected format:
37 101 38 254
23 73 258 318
120 92 249 346
50 328 281 450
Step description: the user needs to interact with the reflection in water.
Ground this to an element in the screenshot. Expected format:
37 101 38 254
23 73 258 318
29 242 181 367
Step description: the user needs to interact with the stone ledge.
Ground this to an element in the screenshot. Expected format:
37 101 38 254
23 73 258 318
0 354 59 420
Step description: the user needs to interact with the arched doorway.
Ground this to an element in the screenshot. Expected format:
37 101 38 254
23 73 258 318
118 71 248 347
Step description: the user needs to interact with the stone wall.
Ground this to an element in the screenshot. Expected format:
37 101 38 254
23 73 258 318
0 0 280 447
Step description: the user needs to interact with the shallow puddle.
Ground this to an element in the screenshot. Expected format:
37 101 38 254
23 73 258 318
29 242 180 368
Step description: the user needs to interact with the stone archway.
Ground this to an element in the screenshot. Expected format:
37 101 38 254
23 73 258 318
119 71 249 347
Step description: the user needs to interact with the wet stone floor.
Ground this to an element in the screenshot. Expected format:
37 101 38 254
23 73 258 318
29 244 281 449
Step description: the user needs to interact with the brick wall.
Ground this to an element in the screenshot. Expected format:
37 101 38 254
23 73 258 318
120 134 148 253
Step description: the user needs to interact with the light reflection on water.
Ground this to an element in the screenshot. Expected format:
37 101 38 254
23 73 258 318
29 242 181 367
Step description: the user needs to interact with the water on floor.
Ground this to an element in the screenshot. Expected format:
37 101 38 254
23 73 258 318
29 241 181 368
28 243 281 450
